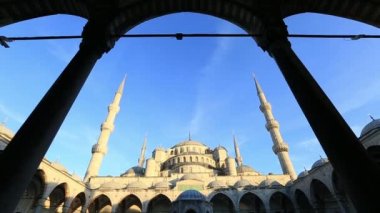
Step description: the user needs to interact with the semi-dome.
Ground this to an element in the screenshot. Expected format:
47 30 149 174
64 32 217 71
237 165 258 174
259 179 283 188
311 158 329 169
100 181 126 190
127 181 148 190
177 190 205 201
180 174 202 181
208 180 227 189
361 119 380 136
234 179 252 188
121 166 145 177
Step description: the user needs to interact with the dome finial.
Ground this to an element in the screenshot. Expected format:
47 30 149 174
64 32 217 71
188 131 191 141
369 114 375 121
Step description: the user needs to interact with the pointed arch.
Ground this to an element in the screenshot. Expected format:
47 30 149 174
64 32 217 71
310 179 340 212
88 194 112 213
209 193 234 213
117 194 143 213
332 171 352 211
47 183 68 212
294 189 314 212
147 194 171 213
68 192 86 213
14 169 45 212
239 192 265 213
269 191 295 213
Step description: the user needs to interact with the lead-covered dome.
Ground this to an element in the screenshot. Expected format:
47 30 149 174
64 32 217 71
177 190 205 201
311 158 329 169
0 124 14 142
180 174 202 181
208 180 227 189
172 140 208 148
361 119 380 136
234 179 252 188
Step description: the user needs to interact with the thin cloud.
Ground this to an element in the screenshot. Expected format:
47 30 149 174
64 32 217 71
0 103 25 124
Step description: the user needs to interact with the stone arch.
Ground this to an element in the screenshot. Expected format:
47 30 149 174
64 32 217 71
47 182 68 212
147 194 171 213
186 209 196 213
239 192 265 213
14 169 45 212
68 192 86 213
209 193 234 213
294 189 314 212
310 179 340 212
117 194 143 213
87 194 112 213
367 145 380 166
269 191 295 213
331 171 352 211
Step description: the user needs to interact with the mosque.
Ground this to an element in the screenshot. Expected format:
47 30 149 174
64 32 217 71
1 77 379 213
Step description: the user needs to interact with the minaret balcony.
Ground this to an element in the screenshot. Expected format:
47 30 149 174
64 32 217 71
108 104 120 113
265 119 279 130
101 122 114 131
272 143 289 154
259 102 272 112
92 144 107 154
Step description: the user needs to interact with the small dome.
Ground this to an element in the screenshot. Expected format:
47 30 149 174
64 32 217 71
0 124 14 141
180 174 202 181
298 170 309 178
100 181 126 190
127 181 148 190
215 146 227 151
154 181 172 189
50 162 68 173
121 166 145 177
259 179 283 188
361 119 380 136
234 179 252 188
208 180 227 189
177 190 205 201
311 158 329 169
237 165 258 174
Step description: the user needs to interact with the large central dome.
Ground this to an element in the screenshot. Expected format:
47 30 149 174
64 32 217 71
171 140 208 149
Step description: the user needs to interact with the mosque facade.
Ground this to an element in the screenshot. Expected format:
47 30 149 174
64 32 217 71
1 78 379 213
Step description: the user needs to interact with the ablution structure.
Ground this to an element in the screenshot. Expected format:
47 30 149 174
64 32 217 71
0 0 380 212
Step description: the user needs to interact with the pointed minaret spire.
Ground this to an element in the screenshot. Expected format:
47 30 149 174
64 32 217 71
233 135 243 167
84 77 126 182
253 76 297 180
138 135 147 167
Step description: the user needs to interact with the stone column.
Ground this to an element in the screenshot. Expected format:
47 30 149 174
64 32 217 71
255 18 380 211
0 20 116 213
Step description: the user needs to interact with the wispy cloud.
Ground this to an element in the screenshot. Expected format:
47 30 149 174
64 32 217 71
189 23 236 133
46 40 78 63
0 103 25 124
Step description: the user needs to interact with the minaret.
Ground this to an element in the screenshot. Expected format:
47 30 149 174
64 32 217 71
138 136 147 167
84 77 126 182
254 77 297 180
233 135 243 167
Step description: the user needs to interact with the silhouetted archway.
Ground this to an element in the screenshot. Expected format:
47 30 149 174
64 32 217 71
294 189 314 212
14 169 45 212
147 194 171 213
210 193 234 213
367 146 380 166
310 179 340 212
186 209 197 213
117 194 143 213
68 192 86 213
239 192 265 213
269 192 295 213
88 194 112 213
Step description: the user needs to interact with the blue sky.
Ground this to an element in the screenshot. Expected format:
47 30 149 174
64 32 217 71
0 12 379 178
